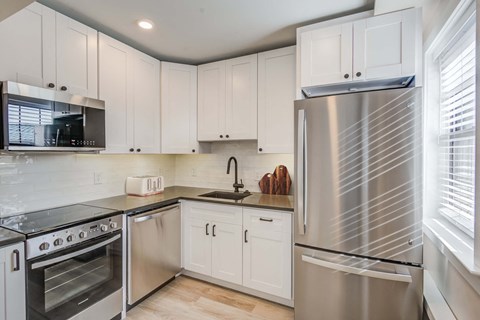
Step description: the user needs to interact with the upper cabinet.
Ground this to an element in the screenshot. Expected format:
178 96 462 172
99 33 160 154
298 8 421 94
198 54 258 141
161 62 205 154
0 2 98 98
257 46 296 154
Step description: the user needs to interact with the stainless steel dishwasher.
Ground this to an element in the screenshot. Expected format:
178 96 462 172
127 203 181 305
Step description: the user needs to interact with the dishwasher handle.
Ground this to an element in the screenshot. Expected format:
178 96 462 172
132 203 180 223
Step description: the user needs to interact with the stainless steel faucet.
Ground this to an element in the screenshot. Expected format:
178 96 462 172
227 156 244 192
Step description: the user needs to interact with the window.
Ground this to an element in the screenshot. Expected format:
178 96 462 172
437 14 476 237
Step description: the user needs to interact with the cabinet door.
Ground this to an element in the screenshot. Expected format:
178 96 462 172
161 62 199 154
98 33 134 154
243 209 292 299
0 243 26 320
353 9 417 81
197 61 226 141
211 222 243 285
225 54 258 140
183 217 212 276
258 47 296 154
132 52 160 154
300 23 353 87
0 2 55 88
56 13 98 98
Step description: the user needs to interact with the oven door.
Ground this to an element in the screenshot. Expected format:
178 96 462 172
27 231 122 320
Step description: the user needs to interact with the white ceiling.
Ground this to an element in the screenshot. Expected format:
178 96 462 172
38 0 374 65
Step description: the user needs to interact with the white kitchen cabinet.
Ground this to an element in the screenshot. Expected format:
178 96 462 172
161 62 206 154
182 201 243 285
0 242 26 320
0 3 98 98
99 33 160 154
243 208 292 299
198 61 226 141
198 54 258 141
0 2 55 88
300 23 353 87
299 8 421 90
257 46 296 154
55 12 98 98
353 9 417 81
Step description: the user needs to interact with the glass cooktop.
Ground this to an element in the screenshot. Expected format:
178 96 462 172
0 204 119 236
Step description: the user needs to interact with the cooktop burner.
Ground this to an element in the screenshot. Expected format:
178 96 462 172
0 204 120 236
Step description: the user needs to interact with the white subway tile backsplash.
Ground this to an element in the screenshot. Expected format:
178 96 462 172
0 141 293 217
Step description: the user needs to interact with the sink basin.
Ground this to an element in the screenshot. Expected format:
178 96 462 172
199 191 251 201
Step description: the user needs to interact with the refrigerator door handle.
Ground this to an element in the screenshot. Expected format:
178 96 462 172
301 255 412 283
297 109 307 235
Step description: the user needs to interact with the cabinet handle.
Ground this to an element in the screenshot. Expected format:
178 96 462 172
13 249 20 271
220 135 223 138
344 74 350 79
136 148 141 152
212 224 216 237
48 83 55 88
244 230 248 243
129 148 134 152
205 223 209 236
259 218 273 222
60 86 68 91
356 72 362 77
226 135 230 138
258 148 263 152
192 149 196 153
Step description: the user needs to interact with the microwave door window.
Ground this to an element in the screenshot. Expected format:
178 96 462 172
8 104 53 146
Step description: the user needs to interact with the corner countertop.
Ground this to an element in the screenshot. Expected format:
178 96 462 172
84 186 294 214
0 227 25 248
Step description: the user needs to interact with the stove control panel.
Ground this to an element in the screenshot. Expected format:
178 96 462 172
27 214 123 260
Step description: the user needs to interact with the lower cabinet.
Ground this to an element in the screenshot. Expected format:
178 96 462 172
243 208 292 299
182 201 292 300
0 242 26 320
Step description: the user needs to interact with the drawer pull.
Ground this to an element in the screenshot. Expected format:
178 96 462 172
259 218 273 222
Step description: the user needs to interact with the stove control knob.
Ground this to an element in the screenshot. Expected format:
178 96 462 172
100 224 108 232
67 235 75 242
54 238 63 246
39 242 50 251
110 222 118 229
79 231 88 239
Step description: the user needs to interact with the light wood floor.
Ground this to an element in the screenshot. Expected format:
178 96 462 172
126 276 294 320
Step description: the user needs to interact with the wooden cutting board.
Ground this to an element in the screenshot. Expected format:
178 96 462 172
259 173 279 195
273 165 291 195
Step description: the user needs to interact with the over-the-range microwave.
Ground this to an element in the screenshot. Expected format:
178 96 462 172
1 81 106 152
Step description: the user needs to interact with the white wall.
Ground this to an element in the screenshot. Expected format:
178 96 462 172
175 141 294 193
0 153 175 217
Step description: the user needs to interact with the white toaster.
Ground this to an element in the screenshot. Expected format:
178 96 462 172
126 176 164 196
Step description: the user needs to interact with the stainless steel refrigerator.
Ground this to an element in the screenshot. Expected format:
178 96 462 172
294 87 423 320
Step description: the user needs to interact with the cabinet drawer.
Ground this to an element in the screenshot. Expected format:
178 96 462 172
243 208 291 233
183 201 242 225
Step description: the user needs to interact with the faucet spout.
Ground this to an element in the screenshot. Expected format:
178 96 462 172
226 156 244 192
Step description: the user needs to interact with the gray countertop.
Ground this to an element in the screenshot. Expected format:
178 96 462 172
0 227 25 248
84 186 294 214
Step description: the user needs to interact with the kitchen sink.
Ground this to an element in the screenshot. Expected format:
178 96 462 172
199 191 251 201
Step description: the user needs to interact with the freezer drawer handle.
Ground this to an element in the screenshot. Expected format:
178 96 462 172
133 204 180 223
301 255 412 283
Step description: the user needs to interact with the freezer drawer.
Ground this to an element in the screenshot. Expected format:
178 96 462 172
294 246 423 320
128 203 181 305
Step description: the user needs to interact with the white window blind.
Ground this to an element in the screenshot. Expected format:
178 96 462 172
8 104 53 145
437 14 476 236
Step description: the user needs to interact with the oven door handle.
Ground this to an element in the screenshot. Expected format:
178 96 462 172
31 234 121 270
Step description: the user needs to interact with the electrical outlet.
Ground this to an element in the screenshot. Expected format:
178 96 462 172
94 172 104 185
191 168 197 177
158 168 163 176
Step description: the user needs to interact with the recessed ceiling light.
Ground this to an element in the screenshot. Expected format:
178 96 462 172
138 19 154 30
